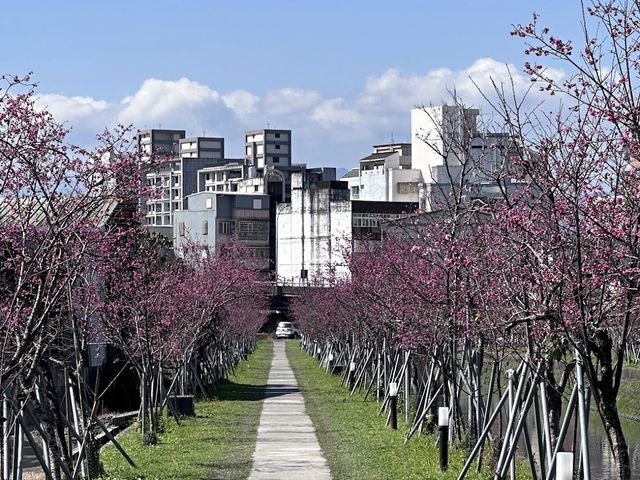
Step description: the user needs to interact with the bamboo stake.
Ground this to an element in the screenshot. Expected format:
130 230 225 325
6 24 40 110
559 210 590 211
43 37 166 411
94 417 136 468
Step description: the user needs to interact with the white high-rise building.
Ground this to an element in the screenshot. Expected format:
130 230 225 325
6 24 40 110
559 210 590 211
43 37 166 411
411 105 478 185
411 105 525 210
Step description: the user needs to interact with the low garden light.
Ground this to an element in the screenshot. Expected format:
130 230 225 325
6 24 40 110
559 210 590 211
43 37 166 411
556 452 574 480
438 406 449 472
348 361 356 388
389 382 398 430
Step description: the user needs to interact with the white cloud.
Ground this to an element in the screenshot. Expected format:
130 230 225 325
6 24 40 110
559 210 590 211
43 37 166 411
118 77 222 126
222 90 260 119
264 88 321 116
311 98 363 127
32 58 565 168
359 67 454 110
35 94 109 122
359 58 564 113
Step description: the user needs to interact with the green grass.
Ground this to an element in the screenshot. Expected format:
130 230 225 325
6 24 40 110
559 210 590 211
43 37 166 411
100 340 273 480
615 369 640 421
285 341 490 480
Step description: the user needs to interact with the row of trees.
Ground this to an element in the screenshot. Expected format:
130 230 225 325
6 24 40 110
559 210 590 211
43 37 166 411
0 74 267 479
294 2 640 478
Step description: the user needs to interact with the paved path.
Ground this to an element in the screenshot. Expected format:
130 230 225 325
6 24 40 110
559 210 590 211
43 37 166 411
248 341 332 480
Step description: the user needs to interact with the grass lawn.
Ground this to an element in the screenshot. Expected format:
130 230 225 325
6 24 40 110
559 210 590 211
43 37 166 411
286 340 493 480
615 368 640 421
100 339 273 480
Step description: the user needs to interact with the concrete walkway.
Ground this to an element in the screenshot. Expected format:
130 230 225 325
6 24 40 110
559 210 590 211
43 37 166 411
248 341 332 480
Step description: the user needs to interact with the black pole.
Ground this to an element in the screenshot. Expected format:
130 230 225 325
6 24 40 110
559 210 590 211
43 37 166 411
390 395 398 430
439 425 448 471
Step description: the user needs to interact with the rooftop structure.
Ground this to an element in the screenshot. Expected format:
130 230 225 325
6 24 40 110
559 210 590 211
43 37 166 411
245 129 292 171
341 143 422 203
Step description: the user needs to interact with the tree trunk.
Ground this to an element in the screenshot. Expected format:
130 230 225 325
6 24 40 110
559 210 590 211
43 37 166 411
544 361 562 447
598 393 631 479
586 330 631 480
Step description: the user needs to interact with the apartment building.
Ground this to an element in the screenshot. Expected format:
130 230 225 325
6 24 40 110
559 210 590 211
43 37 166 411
173 192 270 266
138 130 223 239
411 105 526 210
198 160 246 193
343 143 422 203
275 171 419 285
137 129 185 159
245 129 292 170
179 136 224 160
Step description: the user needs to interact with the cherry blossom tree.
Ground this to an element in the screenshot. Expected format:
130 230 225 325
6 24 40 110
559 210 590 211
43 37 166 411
474 3 640 476
0 72 157 478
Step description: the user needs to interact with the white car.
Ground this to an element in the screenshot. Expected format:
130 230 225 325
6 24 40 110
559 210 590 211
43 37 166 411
275 321 297 339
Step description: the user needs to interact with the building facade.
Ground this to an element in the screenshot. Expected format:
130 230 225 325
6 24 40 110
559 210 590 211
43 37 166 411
245 129 292 170
341 143 422 203
173 192 270 264
411 105 526 211
179 136 224 160
141 130 223 239
276 172 351 285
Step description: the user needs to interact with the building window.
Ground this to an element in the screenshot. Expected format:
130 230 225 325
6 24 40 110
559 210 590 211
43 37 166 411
275 144 281 150
273 156 280 163
205 198 213 209
178 222 185 236
397 182 419 194
275 133 281 138
202 220 208 236
352 213 383 228
254 185 259 192
253 199 262 209
300 269 308 279
219 220 234 235
237 220 268 241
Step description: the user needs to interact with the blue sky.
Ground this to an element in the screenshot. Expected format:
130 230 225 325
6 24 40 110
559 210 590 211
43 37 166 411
2 1 582 169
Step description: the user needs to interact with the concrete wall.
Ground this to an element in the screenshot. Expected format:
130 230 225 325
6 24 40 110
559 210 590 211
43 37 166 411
359 168 387 201
276 174 351 285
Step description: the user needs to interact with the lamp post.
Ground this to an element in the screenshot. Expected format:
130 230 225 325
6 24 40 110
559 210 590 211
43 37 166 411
438 406 449 472
389 382 398 430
